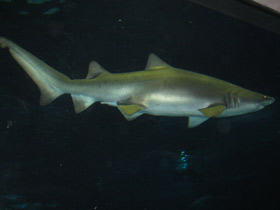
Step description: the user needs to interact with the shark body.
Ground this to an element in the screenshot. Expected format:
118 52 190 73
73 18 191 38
0 37 274 127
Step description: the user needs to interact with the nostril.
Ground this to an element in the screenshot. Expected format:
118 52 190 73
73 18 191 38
266 96 275 104
262 96 275 106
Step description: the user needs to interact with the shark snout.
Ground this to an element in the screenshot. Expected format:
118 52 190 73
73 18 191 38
259 95 275 107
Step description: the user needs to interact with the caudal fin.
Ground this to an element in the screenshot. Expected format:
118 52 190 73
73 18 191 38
0 37 71 105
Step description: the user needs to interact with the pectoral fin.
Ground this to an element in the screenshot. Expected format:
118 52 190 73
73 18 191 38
199 104 226 117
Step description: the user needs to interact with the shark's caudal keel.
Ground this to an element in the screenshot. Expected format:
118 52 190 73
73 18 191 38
0 37 275 128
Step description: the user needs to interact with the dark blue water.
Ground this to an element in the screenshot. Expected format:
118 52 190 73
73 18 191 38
0 0 279 209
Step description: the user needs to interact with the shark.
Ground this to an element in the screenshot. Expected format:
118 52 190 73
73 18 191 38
0 37 275 128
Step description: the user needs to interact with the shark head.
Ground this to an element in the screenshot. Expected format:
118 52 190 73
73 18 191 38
236 89 275 114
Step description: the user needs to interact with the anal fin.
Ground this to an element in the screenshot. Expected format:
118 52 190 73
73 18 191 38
71 94 95 113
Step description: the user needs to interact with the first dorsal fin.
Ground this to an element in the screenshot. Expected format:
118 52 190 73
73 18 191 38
145 53 171 70
86 61 109 79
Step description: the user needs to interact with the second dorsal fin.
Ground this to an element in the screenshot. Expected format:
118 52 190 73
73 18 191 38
86 61 109 79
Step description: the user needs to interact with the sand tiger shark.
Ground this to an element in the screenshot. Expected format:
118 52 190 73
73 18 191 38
0 37 275 128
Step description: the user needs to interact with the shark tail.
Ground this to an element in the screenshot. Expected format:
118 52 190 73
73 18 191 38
0 37 71 106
